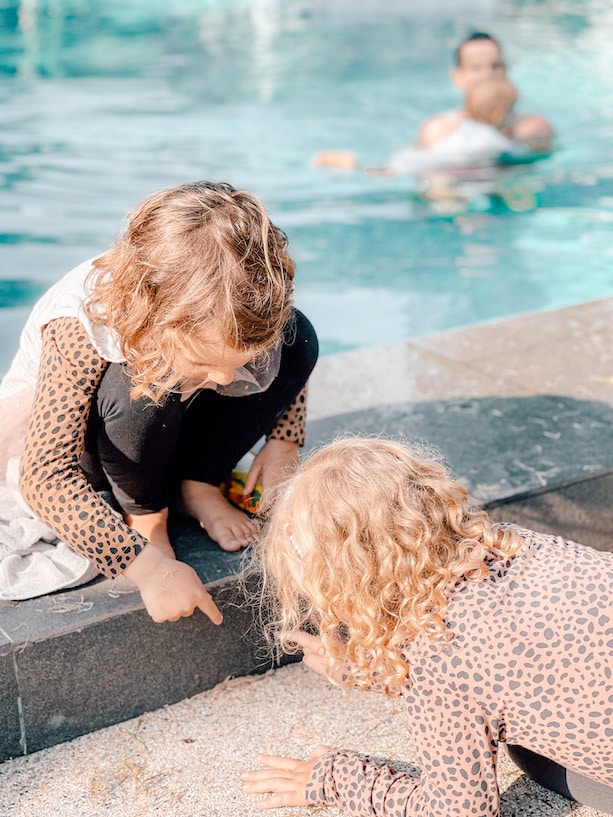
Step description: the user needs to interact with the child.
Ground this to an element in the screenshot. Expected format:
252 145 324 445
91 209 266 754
243 437 613 815
465 74 518 131
0 181 318 623
392 76 525 173
404 77 529 212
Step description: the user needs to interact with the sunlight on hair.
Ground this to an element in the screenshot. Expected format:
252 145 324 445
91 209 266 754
253 436 524 696
84 181 295 402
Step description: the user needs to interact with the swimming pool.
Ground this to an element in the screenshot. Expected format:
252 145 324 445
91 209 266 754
1 0 612 368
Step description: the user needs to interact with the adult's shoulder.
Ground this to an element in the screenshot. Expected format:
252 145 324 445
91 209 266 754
415 109 463 149
512 113 554 152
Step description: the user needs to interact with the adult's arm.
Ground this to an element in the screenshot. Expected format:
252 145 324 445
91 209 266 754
512 113 554 153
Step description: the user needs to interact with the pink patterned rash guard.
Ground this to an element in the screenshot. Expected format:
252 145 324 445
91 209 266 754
306 528 613 816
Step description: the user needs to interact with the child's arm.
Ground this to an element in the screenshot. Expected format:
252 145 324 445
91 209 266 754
125 507 174 560
19 317 221 624
242 386 308 501
266 385 308 448
311 150 397 176
18 318 145 575
246 647 502 815
247 699 499 816
244 747 424 814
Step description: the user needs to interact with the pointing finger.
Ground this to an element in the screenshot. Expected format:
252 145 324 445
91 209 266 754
197 591 223 625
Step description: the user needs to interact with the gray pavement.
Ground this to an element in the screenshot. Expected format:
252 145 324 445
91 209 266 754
1 663 607 817
1 298 612 816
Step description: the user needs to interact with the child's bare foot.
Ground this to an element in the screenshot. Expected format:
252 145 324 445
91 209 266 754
181 480 259 552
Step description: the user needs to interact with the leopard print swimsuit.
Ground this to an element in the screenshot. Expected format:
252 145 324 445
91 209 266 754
18 317 307 578
306 528 613 816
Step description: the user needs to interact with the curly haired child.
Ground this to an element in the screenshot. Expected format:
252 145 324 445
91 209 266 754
0 181 318 624
244 437 613 816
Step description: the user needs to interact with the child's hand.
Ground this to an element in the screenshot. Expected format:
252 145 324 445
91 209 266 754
124 546 222 625
287 630 346 683
243 439 299 509
242 746 330 810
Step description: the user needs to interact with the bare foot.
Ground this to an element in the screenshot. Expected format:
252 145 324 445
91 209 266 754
181 480 260 552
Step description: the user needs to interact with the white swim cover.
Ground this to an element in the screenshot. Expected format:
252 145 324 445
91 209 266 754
388 119 528 174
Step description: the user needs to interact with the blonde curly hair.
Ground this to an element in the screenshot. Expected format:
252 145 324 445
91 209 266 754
255 436 523 696
84 181 295 402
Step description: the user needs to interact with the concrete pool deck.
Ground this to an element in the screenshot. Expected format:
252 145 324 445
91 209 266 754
1 296 612 816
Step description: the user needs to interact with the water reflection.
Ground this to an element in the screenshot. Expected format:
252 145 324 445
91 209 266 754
0 0 612 365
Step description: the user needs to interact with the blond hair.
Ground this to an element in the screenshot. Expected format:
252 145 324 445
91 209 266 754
255 436 523 695
84 181 295 402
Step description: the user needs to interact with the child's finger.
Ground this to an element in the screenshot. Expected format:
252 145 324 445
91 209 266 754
243 770 293 785
243 457 263 496
254 791 302 810
196 590 223 625
255 754 300 770
286 630 323 653
244 775 305 808
302 650 329 674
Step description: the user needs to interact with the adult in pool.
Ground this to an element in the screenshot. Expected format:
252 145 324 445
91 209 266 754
416 31 552 153
313 32 553 174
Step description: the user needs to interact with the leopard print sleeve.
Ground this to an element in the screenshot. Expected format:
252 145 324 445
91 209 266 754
266 385 307 446
19 317 148 577
306 687 501 816
307 750 423 816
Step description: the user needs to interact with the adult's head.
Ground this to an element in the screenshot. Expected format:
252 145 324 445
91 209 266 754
86 181 295 401
452 32 506 94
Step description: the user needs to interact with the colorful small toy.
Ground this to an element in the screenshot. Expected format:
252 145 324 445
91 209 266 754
221 468 263 515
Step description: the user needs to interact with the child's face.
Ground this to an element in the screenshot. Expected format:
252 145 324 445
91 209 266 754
178 335 254 392
452 40 506 94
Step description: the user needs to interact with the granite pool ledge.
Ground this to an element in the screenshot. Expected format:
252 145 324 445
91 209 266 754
1 297 612 764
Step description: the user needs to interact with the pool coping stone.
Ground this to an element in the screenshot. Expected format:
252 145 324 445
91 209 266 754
0 296 611 763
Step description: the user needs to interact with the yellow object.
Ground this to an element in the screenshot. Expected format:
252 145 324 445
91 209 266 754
221 468 263 515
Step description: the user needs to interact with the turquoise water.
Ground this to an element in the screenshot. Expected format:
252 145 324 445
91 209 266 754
1 0 613 369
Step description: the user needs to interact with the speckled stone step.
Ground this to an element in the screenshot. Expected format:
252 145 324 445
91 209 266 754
1 392 612 764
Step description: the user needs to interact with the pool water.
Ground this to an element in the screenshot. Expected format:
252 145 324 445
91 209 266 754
1 0 612 369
